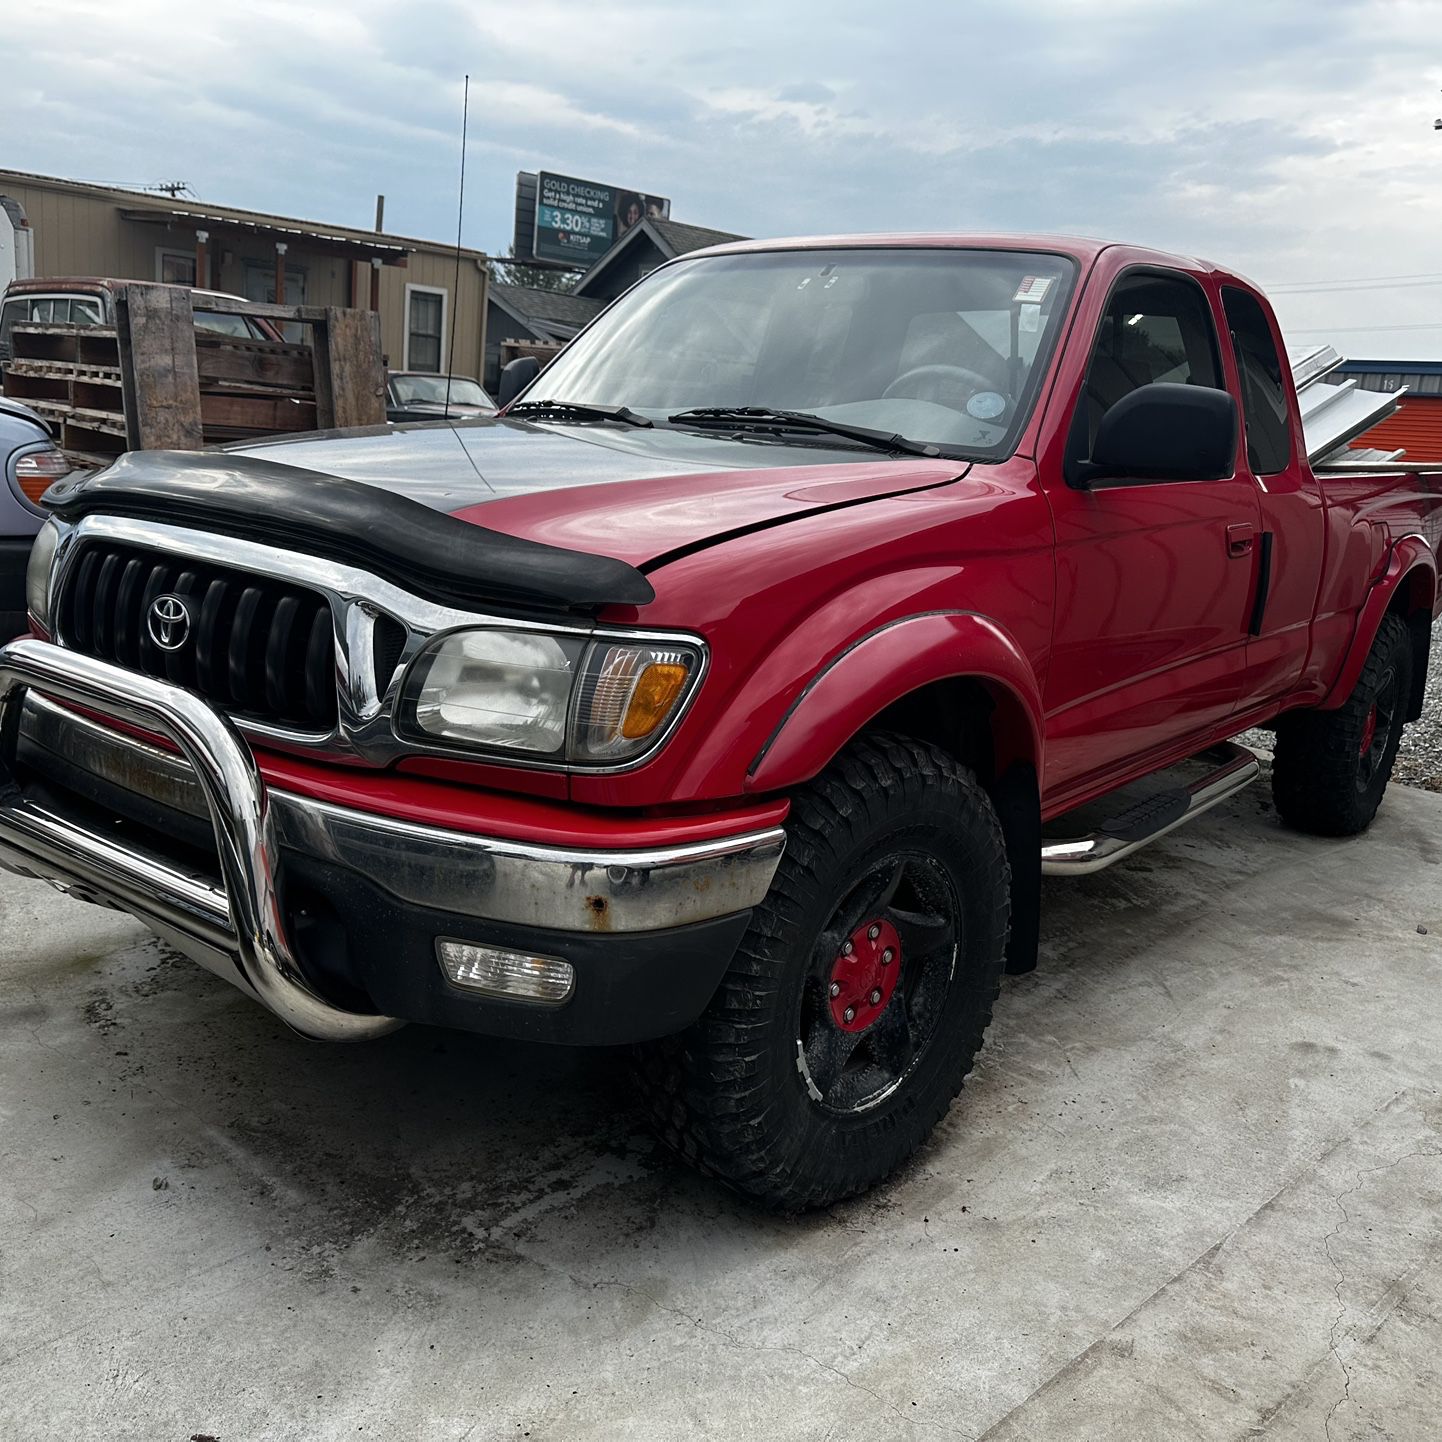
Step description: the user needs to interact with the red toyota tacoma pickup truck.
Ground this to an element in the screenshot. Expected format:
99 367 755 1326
2 235 1438 1209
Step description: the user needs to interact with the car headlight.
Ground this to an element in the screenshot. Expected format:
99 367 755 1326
398 627 703 766
25 518 60 633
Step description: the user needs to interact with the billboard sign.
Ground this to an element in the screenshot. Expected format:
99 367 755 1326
530 171 670 268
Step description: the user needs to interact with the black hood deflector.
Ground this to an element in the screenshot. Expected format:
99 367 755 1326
42 450 655 614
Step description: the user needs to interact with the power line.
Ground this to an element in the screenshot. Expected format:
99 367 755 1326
1270 277 1442 296
1287 321 1442 333
1268 269 1442 291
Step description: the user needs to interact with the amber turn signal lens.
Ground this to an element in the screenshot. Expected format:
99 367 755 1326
621 662 690 739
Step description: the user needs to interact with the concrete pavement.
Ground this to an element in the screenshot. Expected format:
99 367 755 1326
2 764 1440 1440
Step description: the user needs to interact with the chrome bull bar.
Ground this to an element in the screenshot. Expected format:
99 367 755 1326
0 637 401 1042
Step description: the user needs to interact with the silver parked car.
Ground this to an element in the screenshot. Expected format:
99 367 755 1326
0 397 69 639
385 371 496 422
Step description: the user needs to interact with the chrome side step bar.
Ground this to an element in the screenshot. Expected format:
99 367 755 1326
1041 743 1260 877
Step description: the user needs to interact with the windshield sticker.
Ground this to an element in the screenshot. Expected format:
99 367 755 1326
1018 304 1041 334
1012 276 1053 304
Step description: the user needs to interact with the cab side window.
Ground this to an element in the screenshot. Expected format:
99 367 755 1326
1222 286 1291 475
69 298 105 327
1068 272 1224 466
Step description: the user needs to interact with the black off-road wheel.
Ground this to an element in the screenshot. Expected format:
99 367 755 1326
1272 612 1413 837
634 733 1011 1211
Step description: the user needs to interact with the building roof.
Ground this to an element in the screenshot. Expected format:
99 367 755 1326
647 219 749 256
121 207 410 264
575 216 750 298
489 282 603 338
1336 359 1442 373
1335 359 1442 398
0 167 490 264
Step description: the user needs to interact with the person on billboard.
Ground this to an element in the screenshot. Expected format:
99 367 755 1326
616 192 644 234
645 196 668 220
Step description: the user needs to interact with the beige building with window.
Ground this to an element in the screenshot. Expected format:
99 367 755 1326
0 168 490 380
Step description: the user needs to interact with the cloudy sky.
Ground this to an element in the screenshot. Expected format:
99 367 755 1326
10 0 1442 356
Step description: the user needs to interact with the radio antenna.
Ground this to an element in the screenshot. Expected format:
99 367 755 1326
445 74 469 416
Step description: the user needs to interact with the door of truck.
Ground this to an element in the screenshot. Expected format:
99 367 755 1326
1040 267 1262 802
1216 282 1327 707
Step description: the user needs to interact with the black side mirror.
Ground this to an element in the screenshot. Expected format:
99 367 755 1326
498 355 541 409
1073 382 1237 488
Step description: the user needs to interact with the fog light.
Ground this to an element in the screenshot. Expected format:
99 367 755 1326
436 939 575 1005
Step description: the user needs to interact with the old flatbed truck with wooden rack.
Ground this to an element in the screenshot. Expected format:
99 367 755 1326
1 234 1438 1208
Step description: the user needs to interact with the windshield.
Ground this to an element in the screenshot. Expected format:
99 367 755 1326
531 247 1075 457
393 375 492 407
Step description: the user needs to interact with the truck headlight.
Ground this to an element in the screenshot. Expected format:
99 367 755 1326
398 628 703 766
25 519 60 633
402 629 585 756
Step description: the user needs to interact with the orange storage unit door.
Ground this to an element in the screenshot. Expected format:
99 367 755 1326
1352 396 1442 464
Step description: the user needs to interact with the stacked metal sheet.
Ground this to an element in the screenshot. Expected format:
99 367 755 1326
1289 343 1405 465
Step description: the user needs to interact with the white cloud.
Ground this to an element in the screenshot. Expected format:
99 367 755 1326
6 0 1442 355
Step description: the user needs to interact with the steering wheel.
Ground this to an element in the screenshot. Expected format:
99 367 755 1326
883 363 996 412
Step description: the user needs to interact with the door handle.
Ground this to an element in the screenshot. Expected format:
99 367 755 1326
1226 523 1255 558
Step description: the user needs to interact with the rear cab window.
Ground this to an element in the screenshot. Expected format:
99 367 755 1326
1 293 107 354
1221 286 1292 475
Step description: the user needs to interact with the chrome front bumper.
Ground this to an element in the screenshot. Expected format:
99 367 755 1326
0 639 785 1042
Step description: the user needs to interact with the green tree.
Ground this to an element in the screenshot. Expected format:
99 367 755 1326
487 245 579 292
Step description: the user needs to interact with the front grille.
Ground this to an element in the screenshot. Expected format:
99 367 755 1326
57 541 338 732
372 613 407 696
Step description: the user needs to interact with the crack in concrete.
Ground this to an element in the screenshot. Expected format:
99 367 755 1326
1321 1142 1442 1442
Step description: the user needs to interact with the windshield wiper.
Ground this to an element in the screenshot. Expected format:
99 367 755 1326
507 399 652 428
668 407 941 458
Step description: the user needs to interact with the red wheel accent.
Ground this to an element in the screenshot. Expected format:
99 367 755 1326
828 918 902 1033
1359 702 1377 758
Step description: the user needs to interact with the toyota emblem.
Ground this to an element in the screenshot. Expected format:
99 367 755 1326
147 593 192 651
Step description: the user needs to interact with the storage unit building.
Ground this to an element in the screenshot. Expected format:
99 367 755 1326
1342 360 1442 464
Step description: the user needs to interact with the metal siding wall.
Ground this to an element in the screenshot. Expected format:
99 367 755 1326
1 173 490 384
1340 369 1442 399
5 181 136 277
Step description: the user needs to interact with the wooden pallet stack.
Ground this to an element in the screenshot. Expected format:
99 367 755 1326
2 324 128 456
196 332 319 438
0 283 384 463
